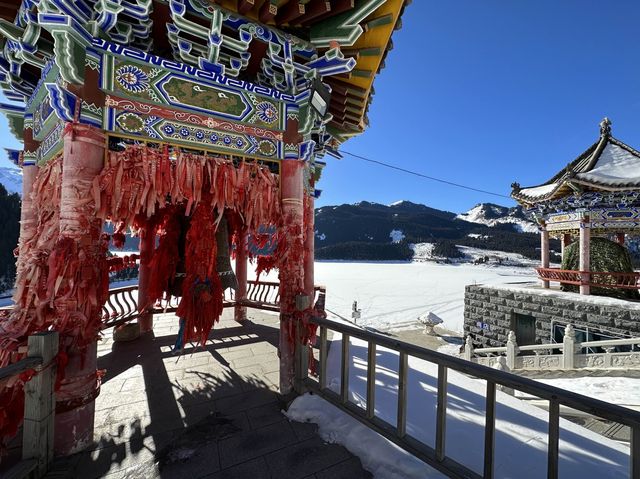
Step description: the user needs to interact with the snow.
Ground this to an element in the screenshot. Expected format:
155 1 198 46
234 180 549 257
520 377 640 408
286 336 629 478
456 204 539 233
577 142 640 186
467 233 489 239
0 167 22 196
518 182 558 199
388 200 406 206
389 229 405 243
409 242 434 260
285 394 446 478
257 261 536 333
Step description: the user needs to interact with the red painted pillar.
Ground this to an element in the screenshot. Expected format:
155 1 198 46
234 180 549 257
54 124 105 456
14 164 38 281
279 159 305 395
579 216 591 296
540 224 549 289
616 232 626 246
137 226 155 333
234 228 248 322
303 191 315 299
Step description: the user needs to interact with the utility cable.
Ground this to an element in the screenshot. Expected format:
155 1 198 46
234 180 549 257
340 149 512 199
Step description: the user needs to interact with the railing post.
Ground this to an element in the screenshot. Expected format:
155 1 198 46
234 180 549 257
294 321 309 393
435 365 448 462
463 335 474 361
506 331 517 370
547 398 560 479
341 334 350 403
23 331 59 477
366 341 376 419
484 380 496 478
397 352 408 438
631 425 640 479
563 324 575 369
319 326 327 390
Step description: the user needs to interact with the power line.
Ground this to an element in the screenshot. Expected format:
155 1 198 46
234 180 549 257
340 149 512 199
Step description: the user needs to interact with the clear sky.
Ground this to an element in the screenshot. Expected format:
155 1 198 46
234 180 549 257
0 1 638 214
317 0 640 213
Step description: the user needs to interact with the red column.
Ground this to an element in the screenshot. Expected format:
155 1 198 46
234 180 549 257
616 232 626 246
234 228 248 322
137 227 155 333
279 159 305 395
54 124 105 456
540 224 549 289
561 233 571 259
303 191 315 299
579 217 591 296
14 164 38 280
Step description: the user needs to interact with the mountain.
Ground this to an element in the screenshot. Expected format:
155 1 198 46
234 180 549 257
315 200 552 261
456 203 538 233
0 167 22 196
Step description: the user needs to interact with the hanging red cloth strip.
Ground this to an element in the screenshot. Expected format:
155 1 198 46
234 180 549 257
175 204 223 347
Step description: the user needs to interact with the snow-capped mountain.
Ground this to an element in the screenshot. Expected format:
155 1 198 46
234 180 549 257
456 203 538 233
314 200 549 261
0 167 22 196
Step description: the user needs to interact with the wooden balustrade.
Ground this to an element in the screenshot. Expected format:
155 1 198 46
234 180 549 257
537 267 640 290
1 332 58 479
100 281 327 329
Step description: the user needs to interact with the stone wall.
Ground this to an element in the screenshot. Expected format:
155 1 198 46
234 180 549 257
464 284 640 348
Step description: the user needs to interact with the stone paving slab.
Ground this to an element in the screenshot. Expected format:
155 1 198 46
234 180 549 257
43 309 370 479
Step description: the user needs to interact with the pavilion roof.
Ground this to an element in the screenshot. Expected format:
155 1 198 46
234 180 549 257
511 118 640 206
0 0 411 142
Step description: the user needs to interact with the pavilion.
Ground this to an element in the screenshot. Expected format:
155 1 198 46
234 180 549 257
0 0 409 462
512 118 640 296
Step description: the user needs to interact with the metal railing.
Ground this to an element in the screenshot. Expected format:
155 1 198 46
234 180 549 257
301 316 640 479
0 331 58 479
537 267 640 289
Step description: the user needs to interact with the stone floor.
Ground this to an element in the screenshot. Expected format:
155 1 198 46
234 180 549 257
45 309 371 479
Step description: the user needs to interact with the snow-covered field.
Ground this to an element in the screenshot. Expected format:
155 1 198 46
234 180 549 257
297 260 536 333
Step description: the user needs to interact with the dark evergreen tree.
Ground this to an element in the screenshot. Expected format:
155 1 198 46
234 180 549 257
0 184 20 293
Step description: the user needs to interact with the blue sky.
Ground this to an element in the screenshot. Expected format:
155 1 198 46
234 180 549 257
1 1 638 214
317 0 640 212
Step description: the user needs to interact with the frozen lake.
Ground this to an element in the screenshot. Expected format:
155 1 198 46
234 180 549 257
258 261 538 333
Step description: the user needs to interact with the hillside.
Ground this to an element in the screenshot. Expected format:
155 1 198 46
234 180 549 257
0 167 22 196
315 200 551 262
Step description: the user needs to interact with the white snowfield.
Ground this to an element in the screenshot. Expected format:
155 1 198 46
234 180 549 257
286 336 630 479
308 260 537 333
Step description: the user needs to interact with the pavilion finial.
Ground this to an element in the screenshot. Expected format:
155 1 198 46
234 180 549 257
599 117 612 137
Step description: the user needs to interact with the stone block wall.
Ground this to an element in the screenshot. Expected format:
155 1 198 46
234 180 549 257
464 285 640 348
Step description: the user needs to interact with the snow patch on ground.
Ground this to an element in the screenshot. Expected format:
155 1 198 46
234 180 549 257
285 394 445 478
389 229 405 243
519 377 640 407
409 242 434 260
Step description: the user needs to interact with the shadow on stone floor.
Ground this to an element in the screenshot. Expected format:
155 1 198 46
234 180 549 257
44 312 371 479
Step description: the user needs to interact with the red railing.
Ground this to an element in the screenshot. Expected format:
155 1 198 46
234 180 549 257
536 267 640 290
101 281 327 329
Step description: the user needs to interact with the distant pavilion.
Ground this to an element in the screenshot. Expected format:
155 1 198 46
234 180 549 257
512 118 640 295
